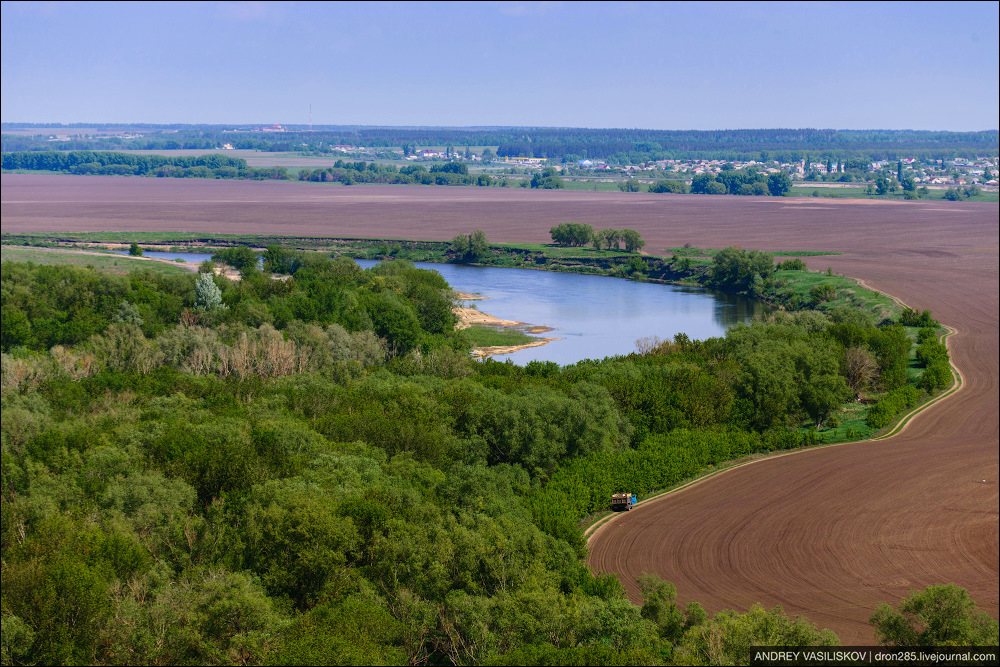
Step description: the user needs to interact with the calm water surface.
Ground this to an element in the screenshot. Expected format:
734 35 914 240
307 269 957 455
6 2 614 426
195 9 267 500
115 252 763 365
357 260 765 365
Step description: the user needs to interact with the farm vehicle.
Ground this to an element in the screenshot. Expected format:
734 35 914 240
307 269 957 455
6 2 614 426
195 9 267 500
611 493 637 511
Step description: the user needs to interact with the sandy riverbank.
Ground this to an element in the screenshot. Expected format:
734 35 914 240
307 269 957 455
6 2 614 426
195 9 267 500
452 305 559 358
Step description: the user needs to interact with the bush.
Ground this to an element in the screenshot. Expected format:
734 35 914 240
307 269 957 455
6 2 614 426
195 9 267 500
865 385 923 429
649 179 688 194
777 258 807 271
809 284 836 303
918 360 951 392
870 584 999 646
899 308 938 328
915 340 947 367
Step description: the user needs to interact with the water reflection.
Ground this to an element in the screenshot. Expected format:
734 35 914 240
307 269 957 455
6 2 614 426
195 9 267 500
357 260 765 365
109 252 765 366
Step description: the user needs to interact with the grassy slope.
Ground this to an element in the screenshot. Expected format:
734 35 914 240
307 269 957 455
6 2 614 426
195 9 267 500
1 245 193 275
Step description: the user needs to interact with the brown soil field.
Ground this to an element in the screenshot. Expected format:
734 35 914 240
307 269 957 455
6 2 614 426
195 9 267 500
3 174 998 641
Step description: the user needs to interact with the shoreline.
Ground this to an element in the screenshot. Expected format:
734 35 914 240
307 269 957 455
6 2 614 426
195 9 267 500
452 304 560 358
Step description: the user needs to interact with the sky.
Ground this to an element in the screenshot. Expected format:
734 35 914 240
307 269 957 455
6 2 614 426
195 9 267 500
2 1 998 131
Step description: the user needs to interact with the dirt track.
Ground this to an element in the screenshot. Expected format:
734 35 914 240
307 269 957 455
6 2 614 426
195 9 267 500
3 174 998 641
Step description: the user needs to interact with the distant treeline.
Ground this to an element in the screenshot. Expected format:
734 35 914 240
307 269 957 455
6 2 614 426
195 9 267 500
4 126 996 163
1 151 289 180
297 160 495 186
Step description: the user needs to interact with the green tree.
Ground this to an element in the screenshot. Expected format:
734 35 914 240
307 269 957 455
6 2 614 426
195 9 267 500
710 246 775 292
809 284 836 303
212 246 258 274
619 229 646 253
366 291 422 356
244 486 361 609
195 273 226 311
618 178 641 192
263 245 303 274
596 228 622 251
112 300 144 326
638 574 705 642
690 173 720 194
550 223 594 247
469 229 489 260
870 584 999 646
674 604 839 665
449 229 489 262
767 171 793 197
530 167 564 189
649 179 688 194
129 242 143 257
869 325 911 391
703 180 727 195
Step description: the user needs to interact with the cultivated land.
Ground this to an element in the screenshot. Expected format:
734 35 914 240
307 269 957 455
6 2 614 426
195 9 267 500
2 173 998 642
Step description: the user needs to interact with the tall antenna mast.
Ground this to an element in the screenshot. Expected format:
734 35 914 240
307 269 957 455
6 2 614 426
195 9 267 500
309 104 312 132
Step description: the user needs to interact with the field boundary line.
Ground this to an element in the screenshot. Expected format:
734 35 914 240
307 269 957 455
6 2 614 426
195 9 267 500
586 278 966 543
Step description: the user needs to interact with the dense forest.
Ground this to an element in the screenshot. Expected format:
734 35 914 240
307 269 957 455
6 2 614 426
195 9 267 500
4 126 997 163
1 249 992 665
0 151 289 181
1 153 498 187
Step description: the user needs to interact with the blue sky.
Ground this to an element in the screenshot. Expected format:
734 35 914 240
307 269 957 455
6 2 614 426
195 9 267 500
2 1 998 130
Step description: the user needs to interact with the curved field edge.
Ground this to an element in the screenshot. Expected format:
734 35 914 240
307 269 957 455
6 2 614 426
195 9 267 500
583 282 962 541
1 234 960 554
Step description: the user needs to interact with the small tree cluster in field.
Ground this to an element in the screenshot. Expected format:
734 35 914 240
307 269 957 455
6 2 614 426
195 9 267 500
648 179 689 194
549 223 594 246
690 169 792 196
776 258 807 271
529 167 563 189
595 228 646 253
709 246 775 293
548 224 645 253
915 327 951 392
450 229 490 262
944 185 981 201
865 385 923 429
899 307 938 328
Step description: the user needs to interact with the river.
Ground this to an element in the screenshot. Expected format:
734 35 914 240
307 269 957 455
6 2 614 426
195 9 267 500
354 260 765 365
114 251 764 365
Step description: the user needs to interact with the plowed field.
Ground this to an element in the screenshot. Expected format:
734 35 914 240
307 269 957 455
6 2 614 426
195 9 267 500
3 174 997 642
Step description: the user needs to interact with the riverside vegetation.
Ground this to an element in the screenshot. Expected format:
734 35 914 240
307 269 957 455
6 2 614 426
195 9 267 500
2 240 991 665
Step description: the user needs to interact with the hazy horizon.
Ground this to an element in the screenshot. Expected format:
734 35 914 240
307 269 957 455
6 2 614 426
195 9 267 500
3 1 999 132
3 122 998 133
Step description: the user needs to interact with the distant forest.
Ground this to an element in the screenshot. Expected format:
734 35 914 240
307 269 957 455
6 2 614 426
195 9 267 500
3 125 997 163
